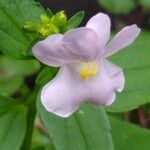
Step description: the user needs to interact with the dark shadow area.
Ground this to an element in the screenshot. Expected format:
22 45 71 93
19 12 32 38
39 0 105 24
39 0 149 29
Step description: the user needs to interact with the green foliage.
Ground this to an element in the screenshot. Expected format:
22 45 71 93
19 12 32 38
110 117 150 150
46 9 53 18
32 124 55 150
0 55 40 76
139 0 150 9
0 95 27 150
0 55 40 96
97 0 135 14
0 0 84 58
107 31 150 112
24 10 84 38
0 0 149 149
24 12 65 38
0 75 23 97
37 96 114 150
36 67 58 87
65 11 85 31
51 11 67 28
0 0 45 58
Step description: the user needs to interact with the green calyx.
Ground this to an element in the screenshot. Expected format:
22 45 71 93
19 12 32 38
51 11 67 27
23 11 67 38
37 19 60 38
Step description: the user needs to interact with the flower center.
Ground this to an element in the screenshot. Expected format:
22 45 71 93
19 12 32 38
79 61 99 79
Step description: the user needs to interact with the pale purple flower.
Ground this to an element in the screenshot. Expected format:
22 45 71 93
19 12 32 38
33 13 141 117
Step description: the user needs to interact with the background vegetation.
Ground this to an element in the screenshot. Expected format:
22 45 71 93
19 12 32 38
0 0 150 150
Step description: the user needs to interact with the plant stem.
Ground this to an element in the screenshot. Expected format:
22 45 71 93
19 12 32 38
21 88 39 150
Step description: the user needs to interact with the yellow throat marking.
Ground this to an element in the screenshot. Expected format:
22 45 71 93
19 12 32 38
80 61 98 79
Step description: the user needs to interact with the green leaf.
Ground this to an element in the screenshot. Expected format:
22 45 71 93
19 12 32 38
0 95 17 114
107 31 150 112
0 55 41 76
51 11 67 28
110 117 150 150
97 0 135 14
37 94 114 150
36 67 58 87
46 8 53 18
0 55 41 96
65 11 84 30
0 95 27 150
32 117 54 149
32 127 55 150
32 144 55 150
0 75 23 96
0 0 45 58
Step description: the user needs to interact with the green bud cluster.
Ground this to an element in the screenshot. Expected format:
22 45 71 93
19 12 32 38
23 11 67 38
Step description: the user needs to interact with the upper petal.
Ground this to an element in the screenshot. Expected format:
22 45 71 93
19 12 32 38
63 27 101 60
103 25 141 57
86 13 111 48
33 28 101 67
32 34 78 67
86 59 125 106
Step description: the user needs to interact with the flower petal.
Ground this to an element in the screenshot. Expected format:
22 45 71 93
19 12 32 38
41 59 124 117
33 28 101 67
63 27 101 60
86 59 125 106
41 66 85 117
86 13 111 48
103 25 141 57
32 34 78 67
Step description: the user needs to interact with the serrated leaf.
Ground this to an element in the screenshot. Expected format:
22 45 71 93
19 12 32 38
0 0 45 58
107 31 150 112
0 96 27 150
65 11 84 30
110 117 150 150
37 94 114 150
97 0 135 14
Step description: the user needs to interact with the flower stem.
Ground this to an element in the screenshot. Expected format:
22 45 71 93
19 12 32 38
21 88 39 150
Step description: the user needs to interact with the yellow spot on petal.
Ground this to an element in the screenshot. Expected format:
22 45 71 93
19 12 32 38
88 70 96 77
79 61 99 79
80 70 89 79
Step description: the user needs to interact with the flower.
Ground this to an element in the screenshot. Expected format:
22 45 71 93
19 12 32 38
33 13 141 117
